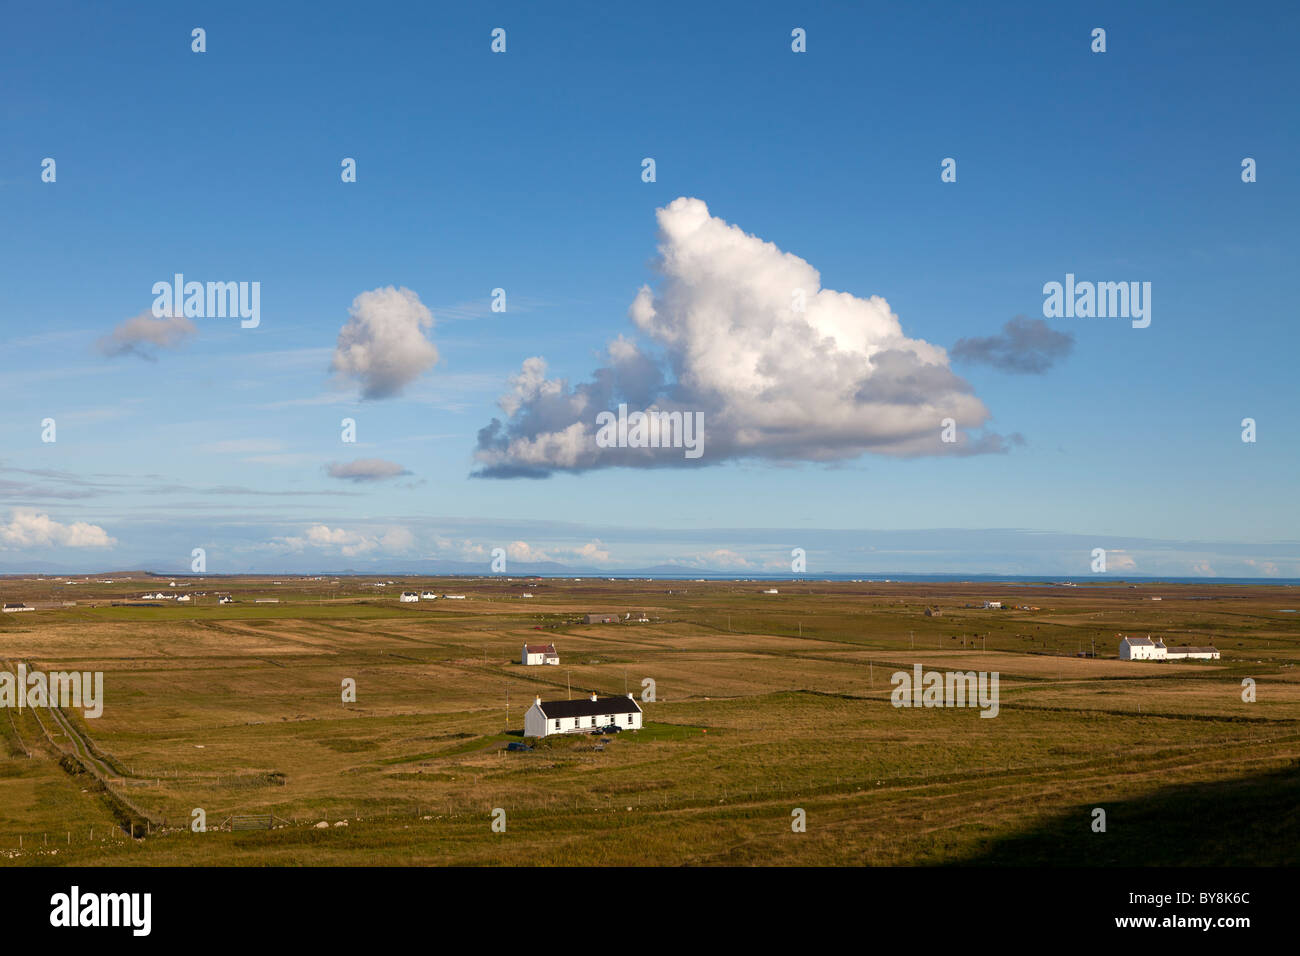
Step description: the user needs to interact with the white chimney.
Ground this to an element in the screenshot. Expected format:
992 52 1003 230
534 696 541 706
590 691 598 702
626 692 634 699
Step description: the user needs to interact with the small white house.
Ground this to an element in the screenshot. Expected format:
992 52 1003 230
983 601 1002 609
1119 636 1166 660
524 692 643 738
2 603 34 613
420 591 438 600
219 596 234 604
762 588 779 595
521 643 559 666
176 594 192 602
443 594 467 600
400 592 420 603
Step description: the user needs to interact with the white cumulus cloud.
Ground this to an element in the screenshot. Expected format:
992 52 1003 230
0 509 116 549
475 197 1012 477
330 286 439 399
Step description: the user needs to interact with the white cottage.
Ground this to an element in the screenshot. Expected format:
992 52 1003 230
1119 636 1166 660
400 592 420 603
420 591 438 600
521 643 560 666
524 692 643 738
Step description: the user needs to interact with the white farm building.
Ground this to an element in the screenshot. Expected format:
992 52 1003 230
521 642 559 666
1165 646 1220 660
400 592 419 603
420 591 438 600
1119 637 1219 661
524 693 642 738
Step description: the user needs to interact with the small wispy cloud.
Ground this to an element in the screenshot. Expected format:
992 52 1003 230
950 316 1074 374
96 311 197 360
325 458 411 482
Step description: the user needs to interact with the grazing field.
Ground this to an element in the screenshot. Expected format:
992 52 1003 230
1 574 1298 866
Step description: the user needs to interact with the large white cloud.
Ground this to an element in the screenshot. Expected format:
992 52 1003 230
0 509 116 549
330 286 439 399
474 197 1011 476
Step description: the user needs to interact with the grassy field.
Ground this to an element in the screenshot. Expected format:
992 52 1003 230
1 573 1297 865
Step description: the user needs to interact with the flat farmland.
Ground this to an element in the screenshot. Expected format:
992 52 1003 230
1 575 1297 866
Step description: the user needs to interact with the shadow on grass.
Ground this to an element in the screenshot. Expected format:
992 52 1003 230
957 761 1300 866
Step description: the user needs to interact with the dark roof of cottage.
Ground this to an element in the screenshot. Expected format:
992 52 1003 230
523 643 557 654
1165 646 1219 654
535 696 641 719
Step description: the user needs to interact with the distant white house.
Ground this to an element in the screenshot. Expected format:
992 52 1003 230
521 642 559 666
762 588 779 595
176 594 192 602
2 603 34 613
1119 636 1166 660
1164 645 1220 660
443 594 467 600
420 591 438 600
400 592 420 603
520 593 533 599
983 601 1002 609
625 611 649 622
524 692 643 737
219 596 234 605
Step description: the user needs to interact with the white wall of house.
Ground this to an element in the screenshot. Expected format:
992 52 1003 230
1120 638 1166 660
524 701 548 738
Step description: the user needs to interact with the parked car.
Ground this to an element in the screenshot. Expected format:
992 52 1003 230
602 724 621 734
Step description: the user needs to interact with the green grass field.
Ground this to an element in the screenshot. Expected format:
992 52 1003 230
1 574 1297 865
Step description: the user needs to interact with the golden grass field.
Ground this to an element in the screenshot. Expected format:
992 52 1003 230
1 574 1297 865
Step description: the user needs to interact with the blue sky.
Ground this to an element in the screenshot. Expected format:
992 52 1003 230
2 0 1297 576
